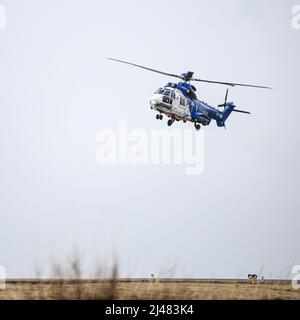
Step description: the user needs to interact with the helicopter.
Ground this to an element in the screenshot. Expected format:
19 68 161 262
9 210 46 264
107 58 271 130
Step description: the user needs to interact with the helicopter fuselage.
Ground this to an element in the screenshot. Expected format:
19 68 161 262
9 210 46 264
150 82 232 129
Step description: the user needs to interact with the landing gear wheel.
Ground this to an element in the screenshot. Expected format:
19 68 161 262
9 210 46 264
194 123 201 130
159 114 163 120
167 119 174 126
156 114 160 120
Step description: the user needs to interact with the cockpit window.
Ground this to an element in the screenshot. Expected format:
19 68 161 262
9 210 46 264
163 90 171 97
155 88 164 94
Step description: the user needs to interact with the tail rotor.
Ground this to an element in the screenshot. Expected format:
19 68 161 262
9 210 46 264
218 89 229 109
218 89 251 114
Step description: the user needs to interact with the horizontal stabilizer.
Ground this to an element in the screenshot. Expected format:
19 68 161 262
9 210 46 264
232 109 251 114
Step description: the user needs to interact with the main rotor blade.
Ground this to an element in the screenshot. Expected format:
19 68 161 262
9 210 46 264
107 58 183 80
190 77 271 89
232 109 251 114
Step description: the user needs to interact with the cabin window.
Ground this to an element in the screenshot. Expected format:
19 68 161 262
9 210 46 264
180 97 186 106
155 88 164 94
163 90 171 97
171 91 175 99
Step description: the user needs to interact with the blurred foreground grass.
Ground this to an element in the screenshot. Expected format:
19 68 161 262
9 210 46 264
1 280 299 300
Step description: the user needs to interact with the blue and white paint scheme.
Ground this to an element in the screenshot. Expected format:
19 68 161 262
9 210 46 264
150 82 243 130
108 58 271 130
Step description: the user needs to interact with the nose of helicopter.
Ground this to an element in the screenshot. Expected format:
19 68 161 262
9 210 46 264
149 94 161 108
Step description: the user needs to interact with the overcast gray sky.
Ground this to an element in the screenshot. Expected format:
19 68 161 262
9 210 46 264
0 0 299 279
